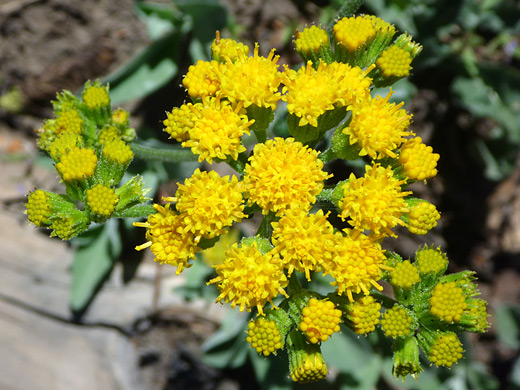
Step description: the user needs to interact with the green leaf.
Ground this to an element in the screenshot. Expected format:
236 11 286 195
70 221 119 315
496 304 520 350
102 31 180 104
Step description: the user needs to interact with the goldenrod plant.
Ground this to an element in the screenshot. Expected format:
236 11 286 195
26 2 490 385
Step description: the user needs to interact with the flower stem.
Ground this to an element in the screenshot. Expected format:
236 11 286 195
130 140 198 163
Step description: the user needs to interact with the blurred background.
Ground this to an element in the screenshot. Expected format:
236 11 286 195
0 0 519 389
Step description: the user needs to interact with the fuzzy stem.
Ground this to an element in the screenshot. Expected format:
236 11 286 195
130 141 198 163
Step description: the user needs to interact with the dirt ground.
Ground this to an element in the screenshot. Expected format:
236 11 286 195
1 0 520 389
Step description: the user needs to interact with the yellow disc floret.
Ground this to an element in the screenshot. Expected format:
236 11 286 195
343 92 412 160
282 61 339 127
398 136 440 181
381 305 415 338
376 45 412 78
182 60 221 99
102 139 133 165
82 83 110 109
244 137 331 215
271 208 336 280
26 189 51 227
346 295 381 335
339 163 411 238
182 97 253 163
55 109 83 135
299 298 342 344
333 16 376 52
247 317 283 356
211 32 250 62
98 125 120 145
415 246 448 275
323 231 388 302
217 43 281 110
169 169 245 240
163 103 197 142
56 147 97 181
134 203 200 274
391 260 420 289
429 282 468 323
294 25 329 54
326 62 373 105
86 184 119 217
48 131 80 161
208 241 288 315
406 200 441 235
428 332 464 368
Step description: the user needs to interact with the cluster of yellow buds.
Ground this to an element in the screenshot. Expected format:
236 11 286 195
26 9 490 385
26 81 151 239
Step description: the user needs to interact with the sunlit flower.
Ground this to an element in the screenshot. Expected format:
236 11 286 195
208 241 288 315
56 147 97 182
415 246 448 275
376 45 412 78
271 208 335 280
182 60 222 99
294 25 329 54
102 139 133 165
338 163 410 238
82 81 110 109
134 203 200 274
211 31 250 62
391 260 420 289
345 295 381 335
165 168 246 241
398 136 439 181
182 97 253 163
299 298 342 343
247 317 283 356
405 200 440 235
343 92 412 160
86 184 119 217
26 189 51 227
333 16 376 52
381 305 415 338
163 103 198 142
429 281 467 323
244 137 331 215
425 332 464 368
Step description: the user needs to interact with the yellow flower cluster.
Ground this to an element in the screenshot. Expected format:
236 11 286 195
86 184 119 217
247 317 283 356
55 109 83 135
102 139 133 165
56 147 97 182
82 83 110 109
299 299 342 344
391 260 421 289
294 25 329 54
406 200 441 235
345 295 381 335
290 347 328 383
376 45 412 78
429 282 468 323
381 305 415 338
399 136 440 181
333 16 376 52
427 332 464 367
26 189 51 227
416 246 448 274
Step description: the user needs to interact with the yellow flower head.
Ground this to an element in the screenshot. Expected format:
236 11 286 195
217 43 282 110
51 215 84 240
244 137 331 215
163 103 198 142
98 125 120 145
376 45 413 78
333 16 376 52
102 139 133 165
86 184 119 217
271 208 335 280
365 14 396 36
338 163 410 238
391 260 420 289
211 31 250 62
466 298 490 333
282 61 339 127
112 108 129 126
182 97 253 163
167 169 245 240
208 241 289 315
48 131 80 161
299 298 342 344
82 82 110 109
381 305 415 338
398 136 439 181
427 332 464 368
415 246 448 275
325 62 373 105
294 25 329 54
429 281 468 323
134 203 200 274
323 231 387 302
26 189 51 227
343 92 412 159
247 317 283 356
346 295 381 335
182 60 221 99
56 147 97 182
55 109 83 135
406 200 441 235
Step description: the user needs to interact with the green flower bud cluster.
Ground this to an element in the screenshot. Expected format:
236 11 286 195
381 246 490 379
27 81 151 240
